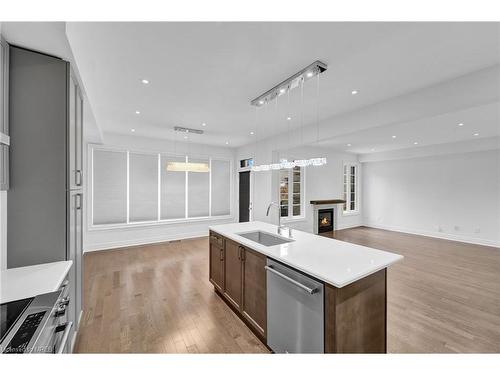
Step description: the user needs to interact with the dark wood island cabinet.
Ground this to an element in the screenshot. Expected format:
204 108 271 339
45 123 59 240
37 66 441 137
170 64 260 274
209 230 389 353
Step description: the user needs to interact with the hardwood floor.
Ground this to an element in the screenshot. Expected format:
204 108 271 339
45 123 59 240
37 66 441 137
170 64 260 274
330 227 500 353
74 238 268 353
75 227 500 353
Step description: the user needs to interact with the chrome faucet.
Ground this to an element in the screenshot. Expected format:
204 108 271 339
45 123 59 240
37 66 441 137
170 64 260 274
266 202 288 236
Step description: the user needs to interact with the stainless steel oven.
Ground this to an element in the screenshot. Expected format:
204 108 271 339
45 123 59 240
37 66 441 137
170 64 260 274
0 289 73 354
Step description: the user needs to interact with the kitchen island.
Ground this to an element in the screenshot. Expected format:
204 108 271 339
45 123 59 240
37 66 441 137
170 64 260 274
208 221 403 353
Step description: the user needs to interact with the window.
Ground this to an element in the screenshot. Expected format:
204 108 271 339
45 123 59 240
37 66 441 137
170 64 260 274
343 163 358 213
211 159 231 216
279 166 304 219
129 152 158 222
187 157 210 218
92 149 127 225
161 155 186 220
91 146 232 227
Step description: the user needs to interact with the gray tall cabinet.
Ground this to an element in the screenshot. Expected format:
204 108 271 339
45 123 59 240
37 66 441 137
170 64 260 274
0 36 9 190
7 45 83 352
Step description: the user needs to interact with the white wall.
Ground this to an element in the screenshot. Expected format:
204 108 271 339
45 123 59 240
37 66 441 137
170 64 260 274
84 133 238 252
362 149 500 247
236 142 362 233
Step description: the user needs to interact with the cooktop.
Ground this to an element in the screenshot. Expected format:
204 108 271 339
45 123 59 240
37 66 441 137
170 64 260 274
0 298 34 344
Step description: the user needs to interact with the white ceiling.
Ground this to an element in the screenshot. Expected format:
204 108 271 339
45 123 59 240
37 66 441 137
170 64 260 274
5 22 499 153
65 22 500 152
319 102 500 153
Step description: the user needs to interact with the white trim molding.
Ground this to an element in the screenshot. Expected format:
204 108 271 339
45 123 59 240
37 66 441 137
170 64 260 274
364 221 500 248
84 230 210 253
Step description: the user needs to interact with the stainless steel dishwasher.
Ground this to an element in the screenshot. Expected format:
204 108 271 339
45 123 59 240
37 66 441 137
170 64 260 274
266 258 324 353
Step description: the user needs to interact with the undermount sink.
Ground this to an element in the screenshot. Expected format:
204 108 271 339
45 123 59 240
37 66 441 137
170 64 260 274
236 230 294 247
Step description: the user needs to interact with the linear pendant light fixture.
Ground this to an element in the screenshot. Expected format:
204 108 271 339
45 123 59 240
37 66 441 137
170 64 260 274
166 126 210 172
250 60 327 107
250 60 328 172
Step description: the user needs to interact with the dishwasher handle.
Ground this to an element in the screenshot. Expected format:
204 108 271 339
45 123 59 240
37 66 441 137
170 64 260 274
265 265 318 294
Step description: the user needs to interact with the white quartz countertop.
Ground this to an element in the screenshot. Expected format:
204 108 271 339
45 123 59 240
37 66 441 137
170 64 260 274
209 221 403 288
0 261 73 304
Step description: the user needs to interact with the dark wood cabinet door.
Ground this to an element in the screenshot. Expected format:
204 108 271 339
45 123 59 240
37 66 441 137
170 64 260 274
209 232 224 292
223 239 243 310
241 247 267 338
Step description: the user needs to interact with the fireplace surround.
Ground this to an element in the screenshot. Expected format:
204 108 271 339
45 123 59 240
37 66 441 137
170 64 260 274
311 200 345 235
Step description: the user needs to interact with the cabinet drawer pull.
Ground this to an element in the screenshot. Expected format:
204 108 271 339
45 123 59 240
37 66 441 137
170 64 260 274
56 321 73 354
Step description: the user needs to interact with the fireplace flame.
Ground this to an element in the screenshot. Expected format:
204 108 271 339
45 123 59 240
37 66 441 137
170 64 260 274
320 217 329 225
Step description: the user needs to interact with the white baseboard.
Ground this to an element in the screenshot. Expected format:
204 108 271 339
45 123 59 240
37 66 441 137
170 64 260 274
84 230 209 253
336 223 363 231
364 222 500 248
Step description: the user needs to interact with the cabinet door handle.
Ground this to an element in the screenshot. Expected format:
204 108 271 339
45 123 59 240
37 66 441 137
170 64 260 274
76 170 82 186
219 248 224 261
75 193 82 210
238 246 245 262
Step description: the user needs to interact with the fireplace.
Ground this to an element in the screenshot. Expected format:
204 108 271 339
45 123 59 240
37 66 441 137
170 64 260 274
318 208 334 233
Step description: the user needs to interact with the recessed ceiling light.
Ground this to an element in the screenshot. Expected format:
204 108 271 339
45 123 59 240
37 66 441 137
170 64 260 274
347 143 352 147
141 79 149 84
259 100 264 105
473 133 479 136
351 90 358 95
287 116 292 121
225 141 229 145
306 71 314 78
392 135 397 139
250 131 254 135
201 122 206 127
135 110 140 115
458 123 464 126
183 135 188 139
131 128 135 132
279 88 286 94
414 141 418 145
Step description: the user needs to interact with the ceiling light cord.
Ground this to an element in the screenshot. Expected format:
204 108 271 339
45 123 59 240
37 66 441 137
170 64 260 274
275 93 279 165
316 73 320 145
287 89 291 162
254 106 257 166
300 77 304 150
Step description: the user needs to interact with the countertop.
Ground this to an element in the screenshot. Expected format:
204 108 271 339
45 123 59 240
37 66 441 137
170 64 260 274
209 221 403 288
0 260 73 304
